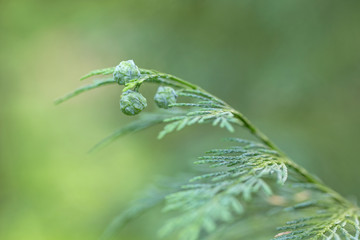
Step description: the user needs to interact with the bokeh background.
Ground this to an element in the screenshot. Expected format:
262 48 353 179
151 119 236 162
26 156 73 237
1 0 360 239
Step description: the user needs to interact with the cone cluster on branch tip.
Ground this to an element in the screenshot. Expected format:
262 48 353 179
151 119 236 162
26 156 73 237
116 60 178 115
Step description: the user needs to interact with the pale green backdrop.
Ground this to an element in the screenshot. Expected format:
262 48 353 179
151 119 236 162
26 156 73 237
0 0 360 239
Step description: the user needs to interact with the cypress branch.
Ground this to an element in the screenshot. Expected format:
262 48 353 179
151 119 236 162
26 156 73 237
57 60 360 240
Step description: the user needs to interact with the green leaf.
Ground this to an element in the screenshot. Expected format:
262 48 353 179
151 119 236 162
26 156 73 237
80 67 115 80
89 113 170 152
54 79 116 104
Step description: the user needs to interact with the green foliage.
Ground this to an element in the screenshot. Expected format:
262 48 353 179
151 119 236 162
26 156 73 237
157 89 241 139
274 195 360 240
89 113 171 152
57 60 360 240
54 78 116 105
80 67 116 81
159 138 287 240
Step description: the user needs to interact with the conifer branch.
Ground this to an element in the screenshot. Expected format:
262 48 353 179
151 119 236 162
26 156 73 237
57 60 360 240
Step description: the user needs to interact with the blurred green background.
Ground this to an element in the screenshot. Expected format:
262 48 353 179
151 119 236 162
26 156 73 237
1 0 360 239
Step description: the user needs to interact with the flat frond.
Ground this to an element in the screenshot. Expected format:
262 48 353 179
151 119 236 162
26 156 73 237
275 201 360 240
159 139 288 240
157 95 242 138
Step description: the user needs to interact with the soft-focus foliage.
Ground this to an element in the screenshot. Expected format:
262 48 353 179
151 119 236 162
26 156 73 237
60 61 358 240
1 0 360 240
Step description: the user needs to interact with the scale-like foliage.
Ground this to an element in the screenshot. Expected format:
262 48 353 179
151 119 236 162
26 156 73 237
158 89 242 138
274 197 360 240
159 138 287 240
57 60 360 240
